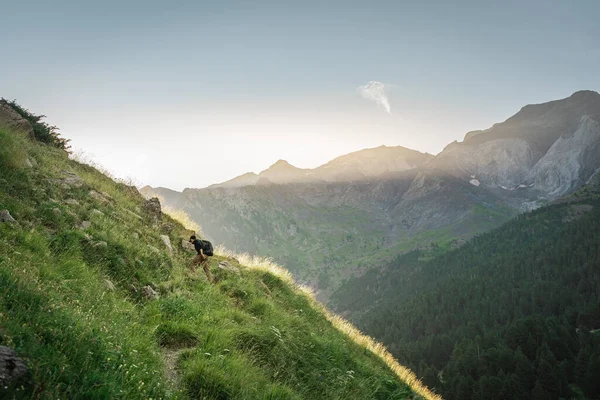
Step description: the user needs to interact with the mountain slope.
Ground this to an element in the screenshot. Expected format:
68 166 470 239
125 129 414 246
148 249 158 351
207 145 433 189
144 91 600 300
332 176 600 400
433 90 600 203
148 170 512 301
0 105 437 399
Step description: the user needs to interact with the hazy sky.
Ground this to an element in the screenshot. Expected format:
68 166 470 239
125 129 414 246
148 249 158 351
3 0 599 190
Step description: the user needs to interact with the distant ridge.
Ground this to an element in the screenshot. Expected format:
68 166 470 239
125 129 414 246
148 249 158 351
208 145 433 189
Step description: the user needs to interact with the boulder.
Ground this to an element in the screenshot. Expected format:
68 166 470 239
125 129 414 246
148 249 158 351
78 220 92 230
64 198 80 206
0 210 18 224
143 197 162 223
141 285 159 300
0 102 33 138
89 190 109 203
0 345 28 386
181 239 195 252
218 261 241 275
60 170 84 188
160 235 173 253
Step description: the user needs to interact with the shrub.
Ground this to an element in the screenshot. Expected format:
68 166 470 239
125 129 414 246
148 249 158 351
1 99 70 151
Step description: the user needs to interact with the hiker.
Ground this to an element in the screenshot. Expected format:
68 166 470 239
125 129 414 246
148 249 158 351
189 235 214 283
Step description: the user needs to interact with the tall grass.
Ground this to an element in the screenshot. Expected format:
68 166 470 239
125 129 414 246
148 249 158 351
0 121 439 400
213 247 442 400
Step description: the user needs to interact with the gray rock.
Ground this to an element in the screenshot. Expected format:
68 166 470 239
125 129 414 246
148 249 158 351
104 279 116 291
0 210 18 224
92 241 108 248
24 158 33 168
141 285 159 300
52 208 62 217
218 261 240 274
90 209 105 217
89 190 109 203
0 345 28 385
181 239 195 251
64 198 80 206
143 197 162 223
160 235 173 253
61 170 84 188
132 232 139 240
0 102 34 138
78 220 92 230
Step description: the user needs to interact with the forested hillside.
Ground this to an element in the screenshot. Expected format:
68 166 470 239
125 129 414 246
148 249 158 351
333 176 600 400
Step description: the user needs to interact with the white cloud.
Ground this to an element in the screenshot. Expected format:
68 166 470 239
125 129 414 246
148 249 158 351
357 81 392 114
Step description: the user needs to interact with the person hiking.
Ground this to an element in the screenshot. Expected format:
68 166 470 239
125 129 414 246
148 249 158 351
189 235 214 283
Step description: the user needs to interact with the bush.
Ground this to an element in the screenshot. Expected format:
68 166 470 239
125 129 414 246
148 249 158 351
1 99 70 151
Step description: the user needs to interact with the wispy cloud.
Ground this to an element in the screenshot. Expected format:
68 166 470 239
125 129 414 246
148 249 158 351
357 81 391 114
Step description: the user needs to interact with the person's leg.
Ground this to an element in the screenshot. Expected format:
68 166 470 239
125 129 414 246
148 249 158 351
190 254 202 272
202 258 214 283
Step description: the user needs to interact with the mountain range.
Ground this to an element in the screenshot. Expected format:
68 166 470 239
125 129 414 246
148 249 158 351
142 90 600 299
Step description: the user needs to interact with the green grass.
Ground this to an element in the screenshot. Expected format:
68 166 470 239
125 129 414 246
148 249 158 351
0 126 435 399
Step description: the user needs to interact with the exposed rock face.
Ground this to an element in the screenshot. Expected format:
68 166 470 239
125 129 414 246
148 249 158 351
0 346 28 386
0 102 33 138
432 90 600 201
433 138 534 189
143 197 162 223
0 210 18 224
526 116 600 198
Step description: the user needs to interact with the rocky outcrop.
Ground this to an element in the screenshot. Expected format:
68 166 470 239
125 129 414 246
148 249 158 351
526 115 600 198
0 346 28 386
143 197 162 223
432 90 600 202
141 285 159 300
0 210 18 224
0 102 33 138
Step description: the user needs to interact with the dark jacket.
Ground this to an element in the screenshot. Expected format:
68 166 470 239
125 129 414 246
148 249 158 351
192 239 203 255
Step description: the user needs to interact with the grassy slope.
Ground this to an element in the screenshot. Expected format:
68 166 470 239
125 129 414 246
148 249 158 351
0 127 438 399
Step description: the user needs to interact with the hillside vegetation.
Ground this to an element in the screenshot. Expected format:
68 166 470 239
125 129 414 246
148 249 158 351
333 175 600 400
0 111 437 398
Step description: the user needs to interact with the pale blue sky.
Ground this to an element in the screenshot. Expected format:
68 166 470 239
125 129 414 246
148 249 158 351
2 1 599 189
